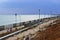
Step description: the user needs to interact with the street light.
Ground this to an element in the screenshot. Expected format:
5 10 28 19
39 9 40 20
15 13 17 27
38 9 40 23
38 9 41 32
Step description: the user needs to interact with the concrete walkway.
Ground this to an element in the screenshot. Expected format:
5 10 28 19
5 19 57 40
0 25 24 37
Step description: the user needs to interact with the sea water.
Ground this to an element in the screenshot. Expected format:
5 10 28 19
0 15 54 26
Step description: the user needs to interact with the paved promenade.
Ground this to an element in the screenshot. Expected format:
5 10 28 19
4 19 57 40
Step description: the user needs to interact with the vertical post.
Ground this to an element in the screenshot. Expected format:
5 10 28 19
15 13 17 26
39 9 40 21
50 11 52 17
38 9 40 24
20 14 21 26
38 9 41 31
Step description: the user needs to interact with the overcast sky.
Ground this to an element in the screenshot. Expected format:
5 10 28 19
0 0 60 15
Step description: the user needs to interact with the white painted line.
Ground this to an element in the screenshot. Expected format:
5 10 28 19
0 27 29 40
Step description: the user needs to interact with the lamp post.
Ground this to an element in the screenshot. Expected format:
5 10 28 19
15 13 17 27
39 9 40 23
19 14 21 26
38 9 41 31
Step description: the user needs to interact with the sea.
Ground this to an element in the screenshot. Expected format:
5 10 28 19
0 15 55 26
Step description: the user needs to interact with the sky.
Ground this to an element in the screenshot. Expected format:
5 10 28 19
0 0 60 15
